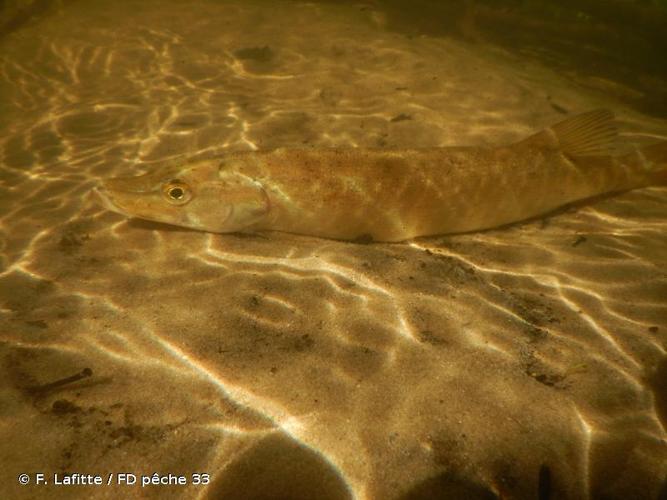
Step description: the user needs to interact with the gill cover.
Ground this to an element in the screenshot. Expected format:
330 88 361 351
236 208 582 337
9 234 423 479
208 167 271 232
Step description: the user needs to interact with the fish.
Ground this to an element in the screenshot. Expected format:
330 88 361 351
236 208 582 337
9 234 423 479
95 109 667 242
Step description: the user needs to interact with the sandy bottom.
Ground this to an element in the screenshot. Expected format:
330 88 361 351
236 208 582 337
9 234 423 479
0 1 666 499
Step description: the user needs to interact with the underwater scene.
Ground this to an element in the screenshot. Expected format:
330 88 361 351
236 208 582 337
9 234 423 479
1 0 666 499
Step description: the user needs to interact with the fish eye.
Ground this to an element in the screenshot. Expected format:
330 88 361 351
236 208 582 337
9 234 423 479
169 186 184 199
162 180 192 205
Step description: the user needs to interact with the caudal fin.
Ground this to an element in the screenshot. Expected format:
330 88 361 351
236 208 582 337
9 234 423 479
617 140 667 186
550 110 667 186
639 141 667 185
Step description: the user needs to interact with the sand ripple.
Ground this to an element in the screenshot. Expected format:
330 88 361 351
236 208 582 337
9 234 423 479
1 1 665 499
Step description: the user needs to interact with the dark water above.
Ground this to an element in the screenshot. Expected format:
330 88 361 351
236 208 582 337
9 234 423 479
1 1 666 499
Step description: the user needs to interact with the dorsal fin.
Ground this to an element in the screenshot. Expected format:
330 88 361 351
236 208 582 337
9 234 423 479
550 109 619 157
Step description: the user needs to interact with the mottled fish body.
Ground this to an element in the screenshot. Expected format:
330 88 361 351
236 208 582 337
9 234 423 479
96 110 667 241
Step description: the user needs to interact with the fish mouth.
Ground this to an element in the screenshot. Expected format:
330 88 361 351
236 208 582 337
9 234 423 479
94 172 158 213
94 183 178 228
93 184 127 214
94 180 205 230
93 180 157 218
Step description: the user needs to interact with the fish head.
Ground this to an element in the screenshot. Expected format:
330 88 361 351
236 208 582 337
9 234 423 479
95 159 270 233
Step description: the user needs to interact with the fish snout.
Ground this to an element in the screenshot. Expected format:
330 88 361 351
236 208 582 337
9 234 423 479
93 184 127 214
93 173 159 214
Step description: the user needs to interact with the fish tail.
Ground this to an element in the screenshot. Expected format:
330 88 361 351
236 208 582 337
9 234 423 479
618 141 667 186
638 141 667 185
542 110 667 187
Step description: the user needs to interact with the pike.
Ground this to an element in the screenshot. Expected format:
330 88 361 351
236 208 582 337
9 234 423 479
95 110 667 242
